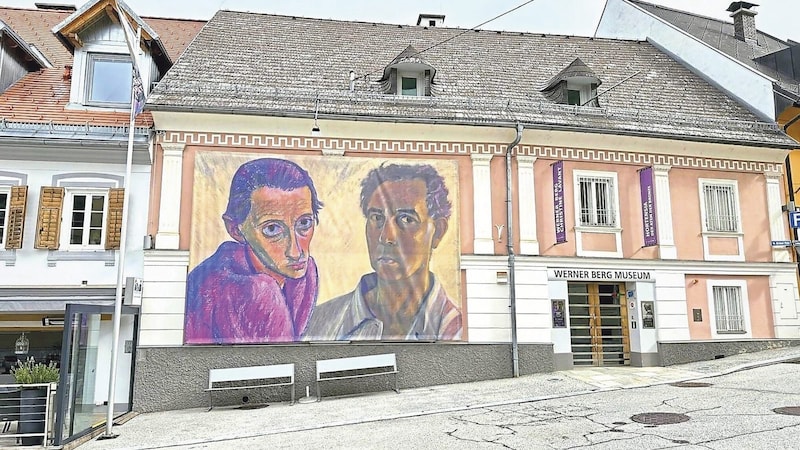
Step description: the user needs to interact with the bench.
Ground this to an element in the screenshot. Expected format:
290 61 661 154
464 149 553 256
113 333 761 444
315 353 399 401
206 363 295 410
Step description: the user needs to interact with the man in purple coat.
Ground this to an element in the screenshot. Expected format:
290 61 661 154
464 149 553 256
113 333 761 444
185 158 323 344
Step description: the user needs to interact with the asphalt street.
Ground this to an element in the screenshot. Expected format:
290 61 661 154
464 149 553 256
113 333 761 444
77 346 800 450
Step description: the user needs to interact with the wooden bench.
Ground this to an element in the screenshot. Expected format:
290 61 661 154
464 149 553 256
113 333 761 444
206 363 295 410
315 353 399 401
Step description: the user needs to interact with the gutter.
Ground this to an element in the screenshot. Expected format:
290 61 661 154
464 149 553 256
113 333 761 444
505 122 523 378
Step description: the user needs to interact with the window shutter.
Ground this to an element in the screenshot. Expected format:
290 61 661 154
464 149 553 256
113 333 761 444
4 186 28 250
105 188 124 250
34 187 64 250
424 70 432 96
389 68 398 94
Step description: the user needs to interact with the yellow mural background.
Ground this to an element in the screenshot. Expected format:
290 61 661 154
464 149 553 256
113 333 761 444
190 151 461 307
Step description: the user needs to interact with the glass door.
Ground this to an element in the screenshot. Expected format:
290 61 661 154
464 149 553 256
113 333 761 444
569 283 630 366
53 304 138 446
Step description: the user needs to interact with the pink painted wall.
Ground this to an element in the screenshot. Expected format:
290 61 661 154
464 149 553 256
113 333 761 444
685 275 775 339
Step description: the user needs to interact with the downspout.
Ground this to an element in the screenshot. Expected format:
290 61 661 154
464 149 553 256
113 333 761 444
506 122 523 378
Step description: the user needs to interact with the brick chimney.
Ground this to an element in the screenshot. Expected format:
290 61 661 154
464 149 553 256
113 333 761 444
727 2 758 44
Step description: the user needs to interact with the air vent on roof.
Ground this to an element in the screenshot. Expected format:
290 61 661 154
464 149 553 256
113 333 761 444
416 14 445 27
34 3 76 11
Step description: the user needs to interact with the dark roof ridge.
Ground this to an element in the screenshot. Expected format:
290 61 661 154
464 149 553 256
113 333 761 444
627 0 789 45
213 9 626 40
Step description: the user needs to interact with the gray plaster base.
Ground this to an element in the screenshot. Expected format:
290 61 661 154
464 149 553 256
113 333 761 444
630 352 660 367
132 343 554 412
658 339 800 366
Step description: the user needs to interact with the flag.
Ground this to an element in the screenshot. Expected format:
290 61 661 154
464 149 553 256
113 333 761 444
132 66 145 116
113 1 146 116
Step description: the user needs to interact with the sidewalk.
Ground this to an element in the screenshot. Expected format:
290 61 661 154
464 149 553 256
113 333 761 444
76 346 800 450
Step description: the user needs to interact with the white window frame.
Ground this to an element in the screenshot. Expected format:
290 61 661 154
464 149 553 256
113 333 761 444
566 81 596 106
0 187 9 247
60 188 109 251
84 52 133 108
698 178 744 261
706 280 752 339
573 170 622 258
398 71 423 97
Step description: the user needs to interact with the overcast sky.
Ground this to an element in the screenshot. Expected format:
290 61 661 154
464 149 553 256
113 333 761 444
3 0 798 42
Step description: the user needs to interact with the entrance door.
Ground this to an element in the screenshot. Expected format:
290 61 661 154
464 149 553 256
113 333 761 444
53 304 139 446
568 283 630 366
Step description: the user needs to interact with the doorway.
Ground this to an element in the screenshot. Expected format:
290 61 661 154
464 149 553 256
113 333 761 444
568 283 630 366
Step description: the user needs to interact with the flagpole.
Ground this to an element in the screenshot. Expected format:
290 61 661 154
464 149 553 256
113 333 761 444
103 8 141 437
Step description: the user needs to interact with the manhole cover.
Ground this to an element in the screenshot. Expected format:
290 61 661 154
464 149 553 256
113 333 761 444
236 404 269 410
670 382 713 388
773 406 800 416
631 412 690 425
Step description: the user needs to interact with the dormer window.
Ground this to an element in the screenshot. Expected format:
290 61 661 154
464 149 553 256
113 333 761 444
400 73 421 96
380 45 437 97
51 2 173 112
541 57 602 107
566 78 598 106
86 53 133 107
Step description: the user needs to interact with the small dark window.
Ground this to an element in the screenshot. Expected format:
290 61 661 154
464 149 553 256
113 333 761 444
401 77 418 96
429 20 436 26
567 89 581 105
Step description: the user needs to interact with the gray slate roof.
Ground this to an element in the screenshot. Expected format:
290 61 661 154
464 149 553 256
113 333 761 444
629 0 800 99
148 10 795 148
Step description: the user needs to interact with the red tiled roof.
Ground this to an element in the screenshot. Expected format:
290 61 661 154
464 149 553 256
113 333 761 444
0 6 205 127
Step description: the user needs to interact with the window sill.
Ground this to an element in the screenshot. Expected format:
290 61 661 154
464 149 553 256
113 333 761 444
716 330 747 335
575 226 622 233
47 250 116 267
64 102 130 114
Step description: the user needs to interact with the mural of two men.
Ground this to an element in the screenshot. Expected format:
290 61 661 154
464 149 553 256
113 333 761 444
184 155 462 344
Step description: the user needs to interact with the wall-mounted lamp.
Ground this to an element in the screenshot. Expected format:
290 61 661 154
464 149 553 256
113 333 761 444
311 95 321 136
14 332 29 355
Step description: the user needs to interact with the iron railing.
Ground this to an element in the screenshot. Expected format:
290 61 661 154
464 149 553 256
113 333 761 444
0 383 57 447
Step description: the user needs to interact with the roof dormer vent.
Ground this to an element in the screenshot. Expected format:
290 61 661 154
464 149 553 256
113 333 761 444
416 14 445 27
726 2 758 44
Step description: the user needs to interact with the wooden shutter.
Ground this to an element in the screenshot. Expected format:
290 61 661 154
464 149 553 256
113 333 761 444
424 69 432 97
105 188 124 250
34 187 64 250
389 68 398 94
4 186 28 250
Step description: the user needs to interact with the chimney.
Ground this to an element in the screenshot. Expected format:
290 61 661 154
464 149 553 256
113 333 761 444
416 14 445 27
726 2 758 44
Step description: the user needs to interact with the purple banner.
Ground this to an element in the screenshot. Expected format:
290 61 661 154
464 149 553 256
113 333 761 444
639 166 658 247
553 161 566 244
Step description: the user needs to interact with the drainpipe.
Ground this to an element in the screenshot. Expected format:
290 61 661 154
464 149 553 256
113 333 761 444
506 122 523 378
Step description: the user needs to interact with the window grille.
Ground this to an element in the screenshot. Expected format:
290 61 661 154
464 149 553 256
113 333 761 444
578 176 616 227
703 184 738 232
713 285 745 333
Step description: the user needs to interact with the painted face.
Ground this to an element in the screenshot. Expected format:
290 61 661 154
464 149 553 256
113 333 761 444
237 186 315 281
365 179 438 282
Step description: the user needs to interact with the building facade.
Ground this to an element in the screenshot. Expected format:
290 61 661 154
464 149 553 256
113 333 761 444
135 10 800 412
0 0 202 443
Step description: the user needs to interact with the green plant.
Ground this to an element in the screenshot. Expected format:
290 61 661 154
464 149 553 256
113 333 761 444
11 358 59 384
